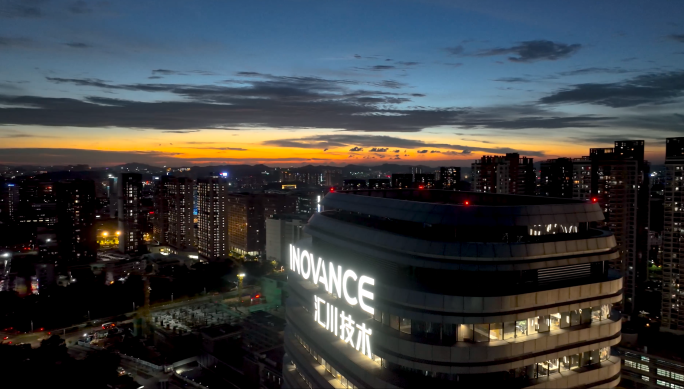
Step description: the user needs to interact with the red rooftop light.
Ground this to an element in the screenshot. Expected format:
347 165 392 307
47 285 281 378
330 187 335 192
592 197 598 203
464 201 470 205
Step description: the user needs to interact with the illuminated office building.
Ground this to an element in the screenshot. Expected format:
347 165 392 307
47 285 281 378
284 190 622 388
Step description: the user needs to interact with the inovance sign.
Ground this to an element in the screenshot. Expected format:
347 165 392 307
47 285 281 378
290 244 375 359
289 244 374 315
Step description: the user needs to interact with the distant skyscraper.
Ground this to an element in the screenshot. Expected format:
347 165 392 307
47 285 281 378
471 153 535 195
155 176 195 250
579 140 649 317
571 157 592 201
265 214 309 263
17 180 56 227
197 175 228 261
0 181 19 222
227 193 264 256
108 176 118 218
662 137 684 333
439 167 461 189
118 173 144 254
539 158 573 198
55 179 97 262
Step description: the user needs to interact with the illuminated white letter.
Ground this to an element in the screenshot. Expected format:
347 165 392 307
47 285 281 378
358 276 375 315
318 259 328 291
300 250 311 280
290 245 301 274
329 262 342 298
312 257 323 286
343 269 358 306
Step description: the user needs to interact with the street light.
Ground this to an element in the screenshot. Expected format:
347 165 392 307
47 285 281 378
103 232 108 237
237 273 245 303
116 231 121 236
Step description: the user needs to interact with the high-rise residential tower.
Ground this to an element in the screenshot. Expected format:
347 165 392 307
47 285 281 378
662 137 684 333
118 173 144 254
154 176 195 250
55 179 97 262
197 175 228 261
584 141 649 317
284 189 622 389
539 158 573 198
438 166 461 190
227 193 264 256
471 153 535 195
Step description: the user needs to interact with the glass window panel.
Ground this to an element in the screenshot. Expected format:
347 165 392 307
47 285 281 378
592 307 602 322
490 322 503 340
390 314 400 331
581 308 592 324
538 315 550 333
581 351 593 367
474 323 490 342
426 322 442 340
561 312 571 328
602 304 610 319
442 323 456 345
570 310 581 326
400 318 411 334
504 321 516 340
516 320 527 337
550 313 561 331
525 364 538 379
382 312 390 326
528 317 539 335
548 358 559 374
412 320 427 338
374 309 382 322
458 324 473 342
560 355 571 372
569 354 580 370
600 347 609 361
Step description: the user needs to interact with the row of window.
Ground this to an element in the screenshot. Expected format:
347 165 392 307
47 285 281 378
294 333 360 389
379 347 609 382
373 304 612 344
658 380 684 389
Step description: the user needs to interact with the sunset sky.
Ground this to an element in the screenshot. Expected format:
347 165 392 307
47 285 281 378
1 0 683 166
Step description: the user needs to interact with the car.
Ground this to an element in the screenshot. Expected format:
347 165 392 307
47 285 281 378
101 322 116 330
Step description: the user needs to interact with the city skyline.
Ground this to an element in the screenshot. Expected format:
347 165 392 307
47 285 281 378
1 0 684 167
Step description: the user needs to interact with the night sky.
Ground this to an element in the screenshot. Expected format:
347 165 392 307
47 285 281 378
1 0 683 166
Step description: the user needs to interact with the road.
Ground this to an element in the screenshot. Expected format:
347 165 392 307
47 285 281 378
0 286 258 347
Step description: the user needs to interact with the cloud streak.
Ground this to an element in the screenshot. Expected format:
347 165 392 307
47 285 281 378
475 40 581 62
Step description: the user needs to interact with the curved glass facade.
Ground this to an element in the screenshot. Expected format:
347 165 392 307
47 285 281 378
283 190 623 389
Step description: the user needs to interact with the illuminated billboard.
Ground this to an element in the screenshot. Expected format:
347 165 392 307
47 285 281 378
290 244 375 359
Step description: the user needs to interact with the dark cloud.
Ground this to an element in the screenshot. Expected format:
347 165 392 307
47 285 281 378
369 148 388 152
475 40 581 62
395 61 419 66
430 150 441 153
557 67 633 77
349 147 363 152
393 149 400 153
668 34 684 43
182 146 248 151
153 69 217 76
65 42 91 49
68 0 92 14
417 150 428 153
540 71 684 107
370 80 408 89
148 76 163 80
357 65 396 71
0 1 43 18
453 115 613 129
444 46 464 55
0 36 33 48
0 75 457 132
494 77 531 83
162 130 201 133
262 134 546 157
442 63 463 68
